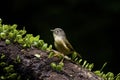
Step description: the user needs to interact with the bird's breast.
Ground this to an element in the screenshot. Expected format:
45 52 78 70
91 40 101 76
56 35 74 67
54 37 71 55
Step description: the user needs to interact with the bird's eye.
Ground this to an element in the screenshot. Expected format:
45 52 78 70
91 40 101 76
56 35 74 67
56 30 59 33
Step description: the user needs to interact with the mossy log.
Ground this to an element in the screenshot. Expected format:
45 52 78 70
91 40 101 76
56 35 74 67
0 41 103 80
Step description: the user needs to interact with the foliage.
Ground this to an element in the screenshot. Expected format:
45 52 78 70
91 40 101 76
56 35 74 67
0 53 21 80
0 18 52 50
0 18 119 80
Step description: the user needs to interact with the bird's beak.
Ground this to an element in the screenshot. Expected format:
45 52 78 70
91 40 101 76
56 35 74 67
50 29 54 32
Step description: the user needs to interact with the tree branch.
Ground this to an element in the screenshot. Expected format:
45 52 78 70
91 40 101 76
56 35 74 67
0 41 103 80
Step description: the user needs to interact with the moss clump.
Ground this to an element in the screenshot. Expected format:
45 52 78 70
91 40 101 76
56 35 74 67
0 18 52 50
0 54 21 80
0 18 52 80
0 18 120 80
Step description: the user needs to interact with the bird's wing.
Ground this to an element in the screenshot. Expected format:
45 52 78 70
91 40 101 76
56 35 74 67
63 38 74 51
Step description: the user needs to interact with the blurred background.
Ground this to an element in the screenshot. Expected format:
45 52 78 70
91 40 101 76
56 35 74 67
0 0 119 74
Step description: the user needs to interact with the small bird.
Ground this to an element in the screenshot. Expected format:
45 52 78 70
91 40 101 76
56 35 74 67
51 28 81 58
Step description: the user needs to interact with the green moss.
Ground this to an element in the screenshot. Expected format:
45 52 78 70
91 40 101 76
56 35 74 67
5 39 11 44
0 18 52 51
15 55 21 63
50 61 64 72
0 53 21 80
0 54 6 59
7 73 18 79
48 52 55 58
0 18 119 80
50 62 57 70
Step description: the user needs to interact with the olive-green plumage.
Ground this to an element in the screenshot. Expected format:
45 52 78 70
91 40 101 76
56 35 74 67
51 28 81 57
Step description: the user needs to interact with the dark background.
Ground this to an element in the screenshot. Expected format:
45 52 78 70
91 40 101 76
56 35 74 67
0 0 119 74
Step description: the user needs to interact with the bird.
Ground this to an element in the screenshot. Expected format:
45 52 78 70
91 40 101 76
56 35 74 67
51 28 81 59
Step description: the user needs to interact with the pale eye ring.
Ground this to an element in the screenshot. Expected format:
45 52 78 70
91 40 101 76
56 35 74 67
56 30 59 33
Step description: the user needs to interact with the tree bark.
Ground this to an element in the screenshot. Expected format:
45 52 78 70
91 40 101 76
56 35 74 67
0 41 103 80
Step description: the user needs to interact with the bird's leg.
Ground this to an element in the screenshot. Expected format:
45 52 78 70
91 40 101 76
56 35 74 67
48 49 71 60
